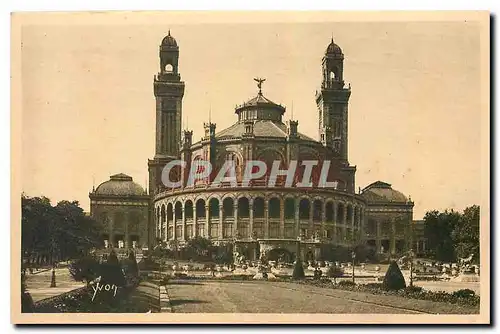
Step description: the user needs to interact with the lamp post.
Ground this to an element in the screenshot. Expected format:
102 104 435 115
351 251 356 284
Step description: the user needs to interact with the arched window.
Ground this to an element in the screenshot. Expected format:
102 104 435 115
299 199 310 220
313 200 323 222
175 202 183 221
165 64 173 73
325 202 334 222
238 197 250 218
253 197 265 218
223 197 234 218
337 203 344 224
185 200 193 219
347 205 353 225
167 203 173 222
196 199 206 218
209 198 219 218
284 198 295 219
268 198 280 219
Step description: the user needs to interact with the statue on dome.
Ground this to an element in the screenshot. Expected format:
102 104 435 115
254 77 266 94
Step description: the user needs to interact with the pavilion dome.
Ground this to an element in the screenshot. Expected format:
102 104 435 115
360 181 409 203
94 173 145 196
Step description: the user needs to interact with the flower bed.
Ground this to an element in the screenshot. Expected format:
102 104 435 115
291 278 479 307
33 279 147 313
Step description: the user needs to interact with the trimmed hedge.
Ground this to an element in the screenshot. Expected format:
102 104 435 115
382 261 406 291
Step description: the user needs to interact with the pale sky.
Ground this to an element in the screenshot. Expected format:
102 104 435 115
19 16 483 219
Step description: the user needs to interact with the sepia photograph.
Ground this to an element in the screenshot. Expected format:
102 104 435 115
10 11 490 324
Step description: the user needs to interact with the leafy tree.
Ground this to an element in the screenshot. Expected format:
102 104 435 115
452 205 480 262
185 236 212 260
21 195 103 265
382 261 406 291
423 209 460 262
21 273 34 313
68 256 100 285
100 250 125 286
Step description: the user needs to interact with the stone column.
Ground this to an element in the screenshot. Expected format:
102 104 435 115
390 218 396 255
279 198 285 238
234 202 238 239
333 202 338 243
294 198 300 238
321 200 326 240
193 203 198 238
309 199 313 240
376 221 381 253
125 216 129 249
219 204 224 239
249 199 254 238
181 207 186 241
350 205 355 243
109 219 114 248
343 203 348 244
264 199 269 238
205 205 210 239
172 208 177 240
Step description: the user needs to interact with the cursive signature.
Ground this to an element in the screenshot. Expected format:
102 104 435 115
91 282 118 302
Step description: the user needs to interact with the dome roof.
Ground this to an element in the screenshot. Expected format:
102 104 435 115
235 93 285 112
94 173 145 196
213 119 316 142
161 31 178 47
361 181 409 203
326 39 343 55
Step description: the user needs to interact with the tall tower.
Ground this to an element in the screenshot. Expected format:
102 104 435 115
316 38 351 162
154 30 185 158
148 31 185 196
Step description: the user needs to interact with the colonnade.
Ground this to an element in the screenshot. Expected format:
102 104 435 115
154 193 365 245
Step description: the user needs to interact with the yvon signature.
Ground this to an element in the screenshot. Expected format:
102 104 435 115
91 282 118 302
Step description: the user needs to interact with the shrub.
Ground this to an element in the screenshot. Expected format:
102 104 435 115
100 251 125 287
127 251 139 278
337 280 356 287
292 260 305 280
21 273 34 313
405 285 423 294
68 256 100 285
453 289 476 299
382 261 406 291
326 265 343 278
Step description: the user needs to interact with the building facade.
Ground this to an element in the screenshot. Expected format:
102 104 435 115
90 32 417 261
89 173 150 250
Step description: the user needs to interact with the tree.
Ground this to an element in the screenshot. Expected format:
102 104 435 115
127 251 139 277
423 209 460 262
21 195 103 265
185 236 212 260
21 273 34 313
452 205 480 262
100 250 125 286
68 256 101 285
292 242 305 279
292 260 305 280
326 264 343 284
382 261 406 291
